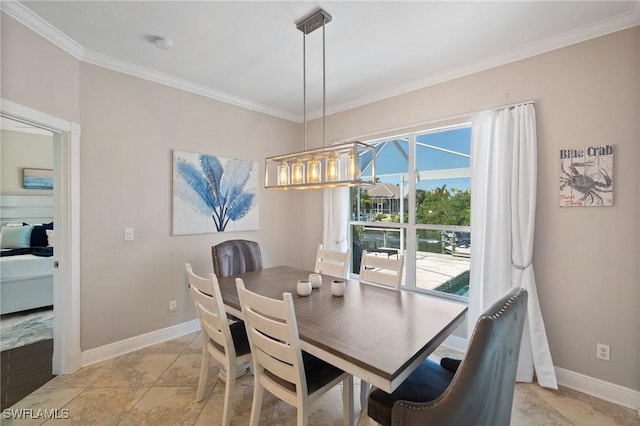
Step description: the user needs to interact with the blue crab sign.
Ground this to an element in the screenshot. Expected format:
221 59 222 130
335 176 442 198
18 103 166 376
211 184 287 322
560 145 613 207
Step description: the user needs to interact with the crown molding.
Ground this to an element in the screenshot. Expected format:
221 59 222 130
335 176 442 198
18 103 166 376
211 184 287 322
80 50 300 122
318 3 640 119
1 0 84 59
4 0 638 123
2 1 301 122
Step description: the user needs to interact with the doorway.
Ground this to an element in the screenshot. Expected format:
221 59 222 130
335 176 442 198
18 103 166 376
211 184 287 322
0 99 81 381
0 117 56 407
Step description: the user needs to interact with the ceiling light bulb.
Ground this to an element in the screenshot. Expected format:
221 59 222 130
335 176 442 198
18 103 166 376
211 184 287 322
154 37 173 50
278 161 289 185
347 151 358 179
326 154 339 181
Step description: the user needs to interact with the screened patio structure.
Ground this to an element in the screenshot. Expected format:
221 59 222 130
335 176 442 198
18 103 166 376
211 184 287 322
350 126 472 298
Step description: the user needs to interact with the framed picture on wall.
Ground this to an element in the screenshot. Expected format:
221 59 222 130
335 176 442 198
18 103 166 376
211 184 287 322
559 145 613 207
23 168 53 190
172 150 259 235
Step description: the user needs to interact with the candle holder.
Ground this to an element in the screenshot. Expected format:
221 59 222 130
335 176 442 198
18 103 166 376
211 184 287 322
331 279 345 297
297 279 312 296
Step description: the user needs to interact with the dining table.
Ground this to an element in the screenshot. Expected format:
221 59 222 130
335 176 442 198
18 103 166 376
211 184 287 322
216 265 468 424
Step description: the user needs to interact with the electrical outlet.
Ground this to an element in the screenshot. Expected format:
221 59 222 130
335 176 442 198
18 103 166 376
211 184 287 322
596 343 610 361
169 300 177 312
124 227 134 241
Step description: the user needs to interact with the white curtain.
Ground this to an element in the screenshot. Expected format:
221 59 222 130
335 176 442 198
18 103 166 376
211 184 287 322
322 187 349 252
469 104 557 389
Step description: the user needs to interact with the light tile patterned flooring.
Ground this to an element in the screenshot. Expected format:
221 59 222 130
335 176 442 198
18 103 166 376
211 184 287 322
4 331 639 425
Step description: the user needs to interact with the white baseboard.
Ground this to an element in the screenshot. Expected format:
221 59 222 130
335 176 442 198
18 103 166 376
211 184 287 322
442 334 467 353
441 338 639 412
555 367 640 412
81 319 200 367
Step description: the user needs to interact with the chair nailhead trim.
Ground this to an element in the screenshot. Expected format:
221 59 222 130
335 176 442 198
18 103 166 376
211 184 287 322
394 288 526 413
212 247 221 278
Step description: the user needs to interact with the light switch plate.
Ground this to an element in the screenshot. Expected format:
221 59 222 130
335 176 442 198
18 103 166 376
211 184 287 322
124 227 134 241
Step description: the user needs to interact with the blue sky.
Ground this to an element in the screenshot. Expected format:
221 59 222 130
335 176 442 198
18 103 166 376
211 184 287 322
361 127 471 192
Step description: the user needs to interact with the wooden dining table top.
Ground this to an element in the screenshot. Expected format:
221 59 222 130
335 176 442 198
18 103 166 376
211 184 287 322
217 265 468 393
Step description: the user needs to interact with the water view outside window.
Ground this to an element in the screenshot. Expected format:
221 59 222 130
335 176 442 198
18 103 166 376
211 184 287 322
350 125 471 299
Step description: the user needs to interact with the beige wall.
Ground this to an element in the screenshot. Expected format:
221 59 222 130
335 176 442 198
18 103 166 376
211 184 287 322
78 63 313 349
1 130 54 195
1 12 321 351
3 10 638 392
315 27 640 391
0 14 80 123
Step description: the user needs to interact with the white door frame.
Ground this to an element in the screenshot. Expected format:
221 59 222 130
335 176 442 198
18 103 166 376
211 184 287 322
1 98 81 374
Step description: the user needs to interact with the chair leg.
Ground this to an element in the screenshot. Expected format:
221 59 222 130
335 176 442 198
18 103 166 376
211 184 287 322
221 360 236 426
297 400 309 426
359 380 370 409
196 349 211 402
249 376 264 426
342 375 354 426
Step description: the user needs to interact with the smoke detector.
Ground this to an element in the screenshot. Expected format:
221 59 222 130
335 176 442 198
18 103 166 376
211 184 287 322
153 37 173 50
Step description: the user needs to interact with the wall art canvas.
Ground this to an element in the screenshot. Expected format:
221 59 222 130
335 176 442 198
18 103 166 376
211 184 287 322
173 150 259 235
23 168 53 190
559 145 613 207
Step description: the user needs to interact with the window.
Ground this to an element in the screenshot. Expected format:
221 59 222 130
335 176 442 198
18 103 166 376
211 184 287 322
350 124 471 300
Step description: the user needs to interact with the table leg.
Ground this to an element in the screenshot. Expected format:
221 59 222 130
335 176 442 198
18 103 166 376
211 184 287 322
343 374 354 426
359 380 370 409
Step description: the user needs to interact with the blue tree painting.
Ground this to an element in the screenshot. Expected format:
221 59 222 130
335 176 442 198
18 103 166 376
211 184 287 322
173 151 258 234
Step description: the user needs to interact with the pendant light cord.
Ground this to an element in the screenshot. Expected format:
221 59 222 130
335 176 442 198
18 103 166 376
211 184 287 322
322 19 326 148
303 29 307 150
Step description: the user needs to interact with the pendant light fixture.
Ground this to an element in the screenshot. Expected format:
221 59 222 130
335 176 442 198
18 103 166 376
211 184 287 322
265 8 375 190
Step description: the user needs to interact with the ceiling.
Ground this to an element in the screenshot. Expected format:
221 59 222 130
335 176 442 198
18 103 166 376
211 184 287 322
6 1 640 122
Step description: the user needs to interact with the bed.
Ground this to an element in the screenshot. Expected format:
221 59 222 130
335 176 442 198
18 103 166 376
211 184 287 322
0 196 54 315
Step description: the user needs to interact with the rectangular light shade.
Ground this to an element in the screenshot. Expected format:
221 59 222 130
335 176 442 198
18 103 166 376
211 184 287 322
265 141 375 189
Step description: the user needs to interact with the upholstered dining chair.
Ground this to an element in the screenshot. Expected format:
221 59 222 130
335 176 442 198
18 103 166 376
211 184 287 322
359 251 405 289
367 287 528 426
185 264 252 426
314 244 350 278
236 278 353 426
212 239 263 278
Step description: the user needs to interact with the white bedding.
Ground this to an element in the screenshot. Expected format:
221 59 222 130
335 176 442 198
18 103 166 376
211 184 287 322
1 253 54 280
1 253 54 315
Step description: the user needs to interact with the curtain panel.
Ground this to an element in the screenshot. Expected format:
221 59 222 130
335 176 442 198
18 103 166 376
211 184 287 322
323 187 349 252
469 104 557 389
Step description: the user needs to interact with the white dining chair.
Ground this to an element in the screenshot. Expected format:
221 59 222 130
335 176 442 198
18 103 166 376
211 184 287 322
185 264 252 426
314 244 350 279
236 278 353 426
358 251 405 289
357 251 405 408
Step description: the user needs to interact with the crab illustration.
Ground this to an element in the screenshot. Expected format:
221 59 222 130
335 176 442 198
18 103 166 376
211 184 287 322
560 161 612 205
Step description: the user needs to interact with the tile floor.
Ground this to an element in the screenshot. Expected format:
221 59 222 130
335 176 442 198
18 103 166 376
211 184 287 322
4 331 639 425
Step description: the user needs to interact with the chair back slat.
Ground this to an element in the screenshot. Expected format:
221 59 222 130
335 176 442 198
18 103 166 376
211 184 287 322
245 310 297 365
255 345 299 385
359 252 405 289
190 287 228 350
315 244 349 278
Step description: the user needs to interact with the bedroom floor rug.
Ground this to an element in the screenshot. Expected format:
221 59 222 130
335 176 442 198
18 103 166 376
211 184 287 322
0 307 53 352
